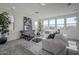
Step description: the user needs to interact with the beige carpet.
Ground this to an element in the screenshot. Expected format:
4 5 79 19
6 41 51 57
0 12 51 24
0 39 51 55
0 40 34 55
0 39 78 55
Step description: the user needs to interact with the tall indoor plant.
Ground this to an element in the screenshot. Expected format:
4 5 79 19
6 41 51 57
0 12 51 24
37 21 43 36
0 12 11 44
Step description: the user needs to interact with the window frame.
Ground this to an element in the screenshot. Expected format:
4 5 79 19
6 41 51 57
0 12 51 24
49 19 55 27
43 20 49 27
34 21 38 29
66 16 77 28
9 15 15 31
56 18 65 29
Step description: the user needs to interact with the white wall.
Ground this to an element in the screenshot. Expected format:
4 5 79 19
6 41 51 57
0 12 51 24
7 12 30 41
7 13 22 41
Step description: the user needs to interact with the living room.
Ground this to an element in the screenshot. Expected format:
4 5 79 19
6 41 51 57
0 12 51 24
0 3 79 55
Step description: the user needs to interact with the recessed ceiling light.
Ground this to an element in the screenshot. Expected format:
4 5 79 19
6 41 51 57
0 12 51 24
35 11 39 14
74 9 78 11
40 3 46 6
11 6 15 10
67 3 72 6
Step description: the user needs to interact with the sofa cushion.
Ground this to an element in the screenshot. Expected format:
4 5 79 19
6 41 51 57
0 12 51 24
47 33 56 39
42 36 66 54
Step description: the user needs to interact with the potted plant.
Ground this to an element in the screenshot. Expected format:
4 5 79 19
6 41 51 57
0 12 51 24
0 12 11 44
37 21 43 36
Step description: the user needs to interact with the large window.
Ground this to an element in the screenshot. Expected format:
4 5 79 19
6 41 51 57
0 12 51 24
57 18 64 28
34 21 38 28
66 17 77 28
9 16 15 31
49 19 55 27
43 20 48 27
42 16 77 29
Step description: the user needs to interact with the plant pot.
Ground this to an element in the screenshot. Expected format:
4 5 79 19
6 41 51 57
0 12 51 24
0 37 7 44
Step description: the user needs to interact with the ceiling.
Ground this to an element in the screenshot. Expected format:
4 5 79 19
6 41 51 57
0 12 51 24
0 3 79 20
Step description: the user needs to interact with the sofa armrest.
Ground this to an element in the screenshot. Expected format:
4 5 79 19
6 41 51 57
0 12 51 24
42 39 66 54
